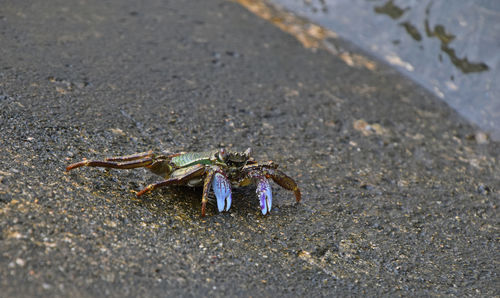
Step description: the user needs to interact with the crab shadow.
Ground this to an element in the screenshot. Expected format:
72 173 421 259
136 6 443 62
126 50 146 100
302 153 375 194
134 185 260 217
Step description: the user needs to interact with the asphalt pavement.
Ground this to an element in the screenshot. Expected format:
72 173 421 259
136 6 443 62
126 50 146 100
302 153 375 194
0 0 498 296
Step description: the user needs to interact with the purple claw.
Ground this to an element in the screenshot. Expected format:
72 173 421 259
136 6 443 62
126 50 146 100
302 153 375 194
257 178 272 215
212 172 232 212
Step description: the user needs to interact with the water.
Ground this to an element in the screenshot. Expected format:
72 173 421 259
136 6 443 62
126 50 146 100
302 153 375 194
269 0 500 140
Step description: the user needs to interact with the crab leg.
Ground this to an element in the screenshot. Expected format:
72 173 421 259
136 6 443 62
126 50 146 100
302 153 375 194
136 164 205 197
243 162 301 205
105 151 183 162
105 151 154 162
201 167 232 217
266 169 301 202
66 157 154 172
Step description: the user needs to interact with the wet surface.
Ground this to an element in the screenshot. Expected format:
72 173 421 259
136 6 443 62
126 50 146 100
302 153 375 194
269 0 500 140
1 0 499 296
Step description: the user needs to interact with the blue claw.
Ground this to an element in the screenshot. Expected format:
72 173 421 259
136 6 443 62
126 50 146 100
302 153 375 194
257 178 272 215
212 172 232 212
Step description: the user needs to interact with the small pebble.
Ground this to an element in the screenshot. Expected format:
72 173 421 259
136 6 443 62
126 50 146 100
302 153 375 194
475 132 489 144
42 283 52 290
477 184 490 195
15 258 25 267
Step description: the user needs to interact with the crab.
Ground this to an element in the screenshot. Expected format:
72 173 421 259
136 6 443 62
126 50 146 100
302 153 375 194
66 148 301 216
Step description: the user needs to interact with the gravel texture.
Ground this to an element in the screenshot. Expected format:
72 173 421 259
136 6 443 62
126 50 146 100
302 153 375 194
0 0 498 296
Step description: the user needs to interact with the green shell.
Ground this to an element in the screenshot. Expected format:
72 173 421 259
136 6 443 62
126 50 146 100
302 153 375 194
171 151 217 168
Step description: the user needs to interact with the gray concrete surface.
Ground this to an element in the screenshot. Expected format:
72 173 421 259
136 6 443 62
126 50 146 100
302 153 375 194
0 0 498 296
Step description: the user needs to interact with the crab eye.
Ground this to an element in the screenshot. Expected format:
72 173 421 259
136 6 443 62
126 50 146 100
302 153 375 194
244 148 252 158
218 148 228 162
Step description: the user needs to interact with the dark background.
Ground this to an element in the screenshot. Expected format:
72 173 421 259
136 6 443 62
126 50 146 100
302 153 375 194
1 0 498 296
